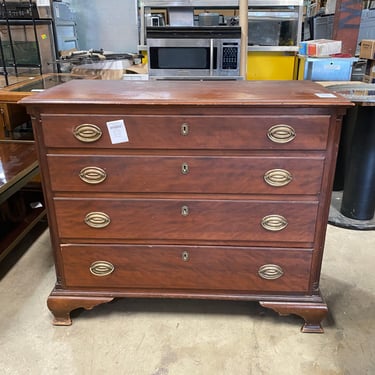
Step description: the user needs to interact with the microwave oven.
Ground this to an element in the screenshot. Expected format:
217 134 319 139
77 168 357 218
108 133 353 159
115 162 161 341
147 27 242 80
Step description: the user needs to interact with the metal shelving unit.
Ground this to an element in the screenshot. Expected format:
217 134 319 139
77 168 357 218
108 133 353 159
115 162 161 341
0 0 57 86
139 0 304 53
139 0 242 48
0 0 42 85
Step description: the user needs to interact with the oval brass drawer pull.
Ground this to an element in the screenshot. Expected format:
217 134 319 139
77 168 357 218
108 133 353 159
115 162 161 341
264 169 293 187
261 214 288 231
79 166 107 184
267 124 296 144
258 264 284 280
84 212 111 228
73 123 103 143
90 261 115 277
181 123 189 136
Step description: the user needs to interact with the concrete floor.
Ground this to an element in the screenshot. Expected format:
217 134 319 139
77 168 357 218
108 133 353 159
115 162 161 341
0 223 374 375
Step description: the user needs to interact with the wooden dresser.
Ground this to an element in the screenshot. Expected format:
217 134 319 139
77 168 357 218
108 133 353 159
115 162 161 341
21 80 351 332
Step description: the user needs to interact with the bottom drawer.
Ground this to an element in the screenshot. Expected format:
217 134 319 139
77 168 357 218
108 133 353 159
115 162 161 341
61 245 313 293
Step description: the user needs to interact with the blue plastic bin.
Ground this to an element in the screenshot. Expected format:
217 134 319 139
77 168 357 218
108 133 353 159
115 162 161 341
300 57 358 80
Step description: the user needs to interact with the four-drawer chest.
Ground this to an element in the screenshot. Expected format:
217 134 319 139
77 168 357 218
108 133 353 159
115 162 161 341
21 80 351 332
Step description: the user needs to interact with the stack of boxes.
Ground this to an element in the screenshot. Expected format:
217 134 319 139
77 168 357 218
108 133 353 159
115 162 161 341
360 40 375 83
297 39 358 81
299 39 342 57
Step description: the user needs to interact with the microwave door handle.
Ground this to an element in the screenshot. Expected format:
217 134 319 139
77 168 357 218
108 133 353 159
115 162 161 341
210 39 214 76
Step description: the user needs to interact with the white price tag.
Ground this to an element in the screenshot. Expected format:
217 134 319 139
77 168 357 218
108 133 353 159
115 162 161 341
37 0 50 6
106 120 129 144
315 93 337 98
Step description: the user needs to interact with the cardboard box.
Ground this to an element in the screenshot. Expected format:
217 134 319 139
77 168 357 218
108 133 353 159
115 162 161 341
71 60 131 80
364 59 375 77
299 39 342 57
362 59 375 83
363 74 375 83
359 40 375 60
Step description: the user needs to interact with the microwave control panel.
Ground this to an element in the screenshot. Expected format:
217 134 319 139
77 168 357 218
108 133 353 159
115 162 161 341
222 45 239 70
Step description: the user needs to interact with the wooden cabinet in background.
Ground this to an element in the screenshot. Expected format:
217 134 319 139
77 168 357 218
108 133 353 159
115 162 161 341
0 141 46 262
21 80 351 332
0 103 30 139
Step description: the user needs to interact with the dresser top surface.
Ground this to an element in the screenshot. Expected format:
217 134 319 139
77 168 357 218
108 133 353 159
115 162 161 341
20 80 352 108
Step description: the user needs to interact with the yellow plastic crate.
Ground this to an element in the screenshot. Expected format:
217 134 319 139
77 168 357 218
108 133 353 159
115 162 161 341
246 52 296 80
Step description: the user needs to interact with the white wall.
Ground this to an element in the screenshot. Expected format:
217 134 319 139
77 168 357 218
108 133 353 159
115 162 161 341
69 0 138 53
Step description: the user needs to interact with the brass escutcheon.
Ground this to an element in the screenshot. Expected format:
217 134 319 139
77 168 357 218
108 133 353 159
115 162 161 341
181 162 189 175
267 124 296 144
79 166 107 184
264 169 293 187
261 214 288 231
181 205 189 216
258 264 284 280
182 251 190 261
84 212 111 228
181 123 189 136
90 261 115 276
73 123 102 143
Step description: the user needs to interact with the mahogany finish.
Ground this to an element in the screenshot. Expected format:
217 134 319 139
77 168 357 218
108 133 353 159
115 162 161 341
39 114 330 150
0 141 45 261
0 141 38 197
21 80 351 332
47 155 325 195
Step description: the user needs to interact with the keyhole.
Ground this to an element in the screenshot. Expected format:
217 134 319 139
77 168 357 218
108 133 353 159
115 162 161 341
181 123 189 136
181 162 189 175
181 205 189 216
182 251 189 261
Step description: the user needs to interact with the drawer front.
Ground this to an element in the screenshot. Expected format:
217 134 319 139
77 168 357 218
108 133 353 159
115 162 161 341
54 198 318 243
40 114 330 150
60 244 312 292
47 154 325 195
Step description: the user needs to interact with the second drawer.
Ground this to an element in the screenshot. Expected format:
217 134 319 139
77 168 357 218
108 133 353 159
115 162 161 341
54 198 319 243
47 154 325 195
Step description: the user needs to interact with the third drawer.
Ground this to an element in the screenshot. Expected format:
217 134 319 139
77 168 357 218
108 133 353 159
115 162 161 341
54 198 319 243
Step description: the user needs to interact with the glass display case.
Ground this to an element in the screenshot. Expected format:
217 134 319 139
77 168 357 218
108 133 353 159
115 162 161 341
247 0 303 52
0 74 95 140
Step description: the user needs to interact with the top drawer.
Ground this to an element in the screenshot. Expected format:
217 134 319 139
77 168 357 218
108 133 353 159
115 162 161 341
39 114 330 150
